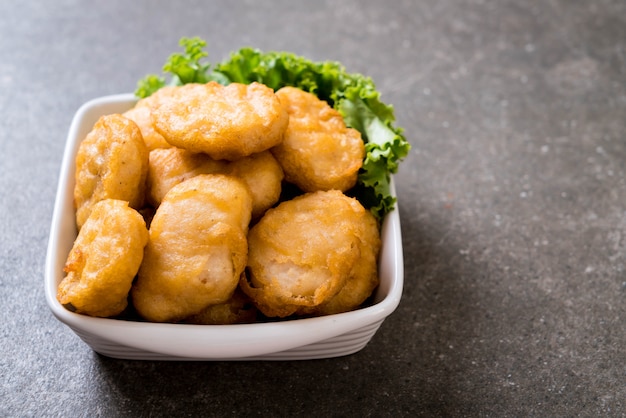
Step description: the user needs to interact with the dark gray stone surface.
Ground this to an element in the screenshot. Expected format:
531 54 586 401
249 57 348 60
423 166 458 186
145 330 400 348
1 0 624 416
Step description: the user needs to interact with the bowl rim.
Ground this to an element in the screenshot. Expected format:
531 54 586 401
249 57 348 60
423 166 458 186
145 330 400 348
44 94 404 359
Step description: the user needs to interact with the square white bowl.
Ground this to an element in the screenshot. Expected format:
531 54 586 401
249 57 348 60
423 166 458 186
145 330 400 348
45 94 404 360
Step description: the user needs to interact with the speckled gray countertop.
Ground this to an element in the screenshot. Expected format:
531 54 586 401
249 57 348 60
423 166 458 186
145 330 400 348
1 0 625 416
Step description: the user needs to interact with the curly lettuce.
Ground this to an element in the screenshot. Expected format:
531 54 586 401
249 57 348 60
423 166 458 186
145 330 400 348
135 38 410 220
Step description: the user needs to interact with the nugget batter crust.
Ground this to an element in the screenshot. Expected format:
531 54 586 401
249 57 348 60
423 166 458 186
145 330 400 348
151 82 288 161
73 114 149 229
241 190 380 318
58 199 149 317
146 148 283 218
272 87 365 192
123 103 171 151
184 287 258 325
132 174 253 323
146 147 227 207
224 150 284 219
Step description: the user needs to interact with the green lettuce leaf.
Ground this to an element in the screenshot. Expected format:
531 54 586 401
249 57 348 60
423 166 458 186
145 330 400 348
135 74 166 98
135 37 213 98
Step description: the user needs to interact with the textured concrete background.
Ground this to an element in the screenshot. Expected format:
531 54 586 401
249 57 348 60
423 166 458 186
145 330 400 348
1 0 625 416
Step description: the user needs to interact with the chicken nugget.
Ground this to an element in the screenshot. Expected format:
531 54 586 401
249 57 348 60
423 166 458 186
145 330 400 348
272 87 365 192
122 102 171 151
184 287 258 325
146 147 227 207
241 190 379 318
74 114 149 229
151 82 288 161
225 150 284 219
147 148 283 218
132 174 253 323
57 199 149 317
306 206 381 316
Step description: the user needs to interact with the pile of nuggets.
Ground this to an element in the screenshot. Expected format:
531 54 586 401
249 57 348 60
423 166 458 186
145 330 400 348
57 81 382 324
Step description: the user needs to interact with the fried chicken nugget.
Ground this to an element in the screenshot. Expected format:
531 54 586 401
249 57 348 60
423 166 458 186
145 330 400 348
241 190 380 318
147 147 283 218
272 87 365 192
57 199 149 317
122 100 171 151
224 150 284 219
307 206 381 316
184 287 258 325
146 147 227 207
151 82 289 161
74 114 149 229
132 174 253 323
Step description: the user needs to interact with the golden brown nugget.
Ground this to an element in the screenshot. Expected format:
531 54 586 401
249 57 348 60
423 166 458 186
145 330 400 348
241 190 379 318
122 103 171 151
57 199 149 317
184 287 258 325
225 150 284 219
146 147 227 207
272 87 365 192
151 82 289 161
132 174 253 323
74 114 149 229
147 148 283 218
307 206 381 316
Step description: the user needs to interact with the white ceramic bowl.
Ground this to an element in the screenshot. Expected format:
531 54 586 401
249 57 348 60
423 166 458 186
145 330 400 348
45 94 404 360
